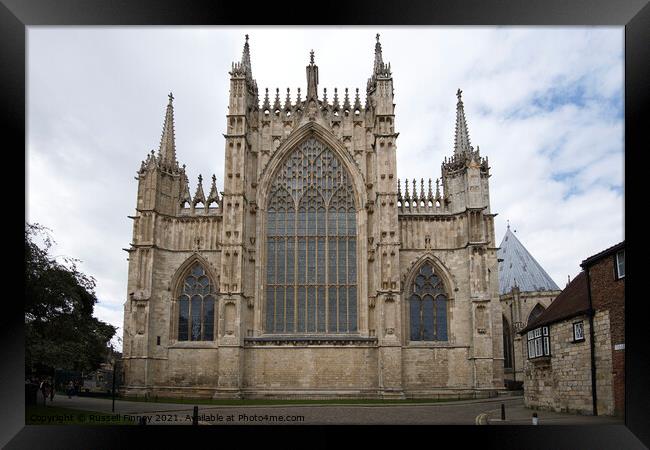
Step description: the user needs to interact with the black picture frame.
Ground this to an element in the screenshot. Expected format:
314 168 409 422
4 0 648 448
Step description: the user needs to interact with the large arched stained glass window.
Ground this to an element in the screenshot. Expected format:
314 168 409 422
266 138 357 334
409 262 448 341
177 263 216 341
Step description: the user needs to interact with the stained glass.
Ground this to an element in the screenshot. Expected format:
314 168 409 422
177 264 216 341
409 263 448 341
265 138 357 334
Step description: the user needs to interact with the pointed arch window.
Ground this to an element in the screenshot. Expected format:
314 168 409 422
408 262 448 341
265 138 357 334
177 263 216 341
527 303 545 326
503 316 513 369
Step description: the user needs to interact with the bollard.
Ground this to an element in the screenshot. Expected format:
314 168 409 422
193 406 199 425
532 412 538 425
501 403 506 420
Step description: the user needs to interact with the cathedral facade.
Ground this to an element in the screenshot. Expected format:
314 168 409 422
121 35 505 399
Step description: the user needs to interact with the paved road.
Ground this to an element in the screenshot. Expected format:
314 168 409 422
33 395 624 426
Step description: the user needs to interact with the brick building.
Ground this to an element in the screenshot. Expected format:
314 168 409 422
520 241 625 416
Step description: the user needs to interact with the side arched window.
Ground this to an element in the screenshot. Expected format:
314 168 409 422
177 263 216 341
409 262 448 341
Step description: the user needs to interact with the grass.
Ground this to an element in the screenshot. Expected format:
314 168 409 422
26 404 136 425
118 395 485 406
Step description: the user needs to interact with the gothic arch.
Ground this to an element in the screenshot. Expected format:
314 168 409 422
168 254 220 342
169 253 220 297
256 121 367 212
527 303 546 325
503 315 513 369
401 253 456 299
402 255 454 342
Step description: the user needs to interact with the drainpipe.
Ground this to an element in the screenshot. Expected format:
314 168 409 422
585 267 598 416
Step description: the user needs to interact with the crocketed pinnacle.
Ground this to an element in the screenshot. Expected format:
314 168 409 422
193 174 206 206
241 34 252 76
454 88 472 155
367 33 392 93
158 92 177 166
373 33 384 75
306 49 319 101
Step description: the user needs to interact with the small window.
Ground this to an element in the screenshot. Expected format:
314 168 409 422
527 326 551 359
573 321 585 342
616 249 625 279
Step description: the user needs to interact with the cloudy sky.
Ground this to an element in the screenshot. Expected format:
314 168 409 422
27 27 624 351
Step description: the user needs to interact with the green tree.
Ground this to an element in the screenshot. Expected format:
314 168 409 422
25 223 116 375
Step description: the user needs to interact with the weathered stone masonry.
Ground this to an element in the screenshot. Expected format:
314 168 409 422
122 35 504 399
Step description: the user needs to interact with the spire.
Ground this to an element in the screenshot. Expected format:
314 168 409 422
373 33 384 75
241 34 252 76
332 88 340 110
367 33 392 93
397 178 402 200
454 88 472 155
158 92 177 166
321 87 328 108
497 227 561 295
306 49 319 101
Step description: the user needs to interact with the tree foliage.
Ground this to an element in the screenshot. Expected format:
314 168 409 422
25 223 117 374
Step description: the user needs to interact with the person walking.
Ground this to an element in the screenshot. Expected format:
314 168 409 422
67 380 74 398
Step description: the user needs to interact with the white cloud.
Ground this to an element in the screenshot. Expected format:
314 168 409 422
27 27 624 351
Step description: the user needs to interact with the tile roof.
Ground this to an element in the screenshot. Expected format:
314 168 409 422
520 270 591 334
497 227 560 295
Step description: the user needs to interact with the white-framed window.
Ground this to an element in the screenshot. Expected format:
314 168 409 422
616 249 625 279
527 326 550 358
573 321 585 342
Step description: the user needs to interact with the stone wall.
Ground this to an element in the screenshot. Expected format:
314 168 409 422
523 314 593 414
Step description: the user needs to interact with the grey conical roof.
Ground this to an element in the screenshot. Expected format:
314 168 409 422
497 227 560 295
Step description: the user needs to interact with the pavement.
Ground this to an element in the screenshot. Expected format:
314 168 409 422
29 393 625 426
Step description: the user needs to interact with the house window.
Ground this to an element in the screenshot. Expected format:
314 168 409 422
265 138 357 334
177 263 216 341
573 321 585 342
616 249 625 279
527 326 550 359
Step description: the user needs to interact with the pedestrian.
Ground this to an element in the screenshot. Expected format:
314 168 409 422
49 378 55 402
40 378 49 405
67 380 74 398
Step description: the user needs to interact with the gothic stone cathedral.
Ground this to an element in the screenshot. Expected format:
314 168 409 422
122 35 504 399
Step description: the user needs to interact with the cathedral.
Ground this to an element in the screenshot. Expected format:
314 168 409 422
121 35 506 399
